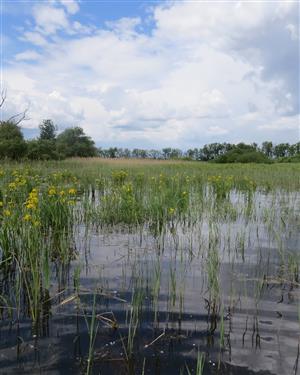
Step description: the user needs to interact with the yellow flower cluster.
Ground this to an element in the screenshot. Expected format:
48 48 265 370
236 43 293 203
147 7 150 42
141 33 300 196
23 213 31 221
8 171 28 191
48 186 57 196
4 209 11 217
208 175 234 185
46 184 77 206
68 188 76 195
8 182 17 191
22 213 40 226
0 168 81 231
25 189 39 210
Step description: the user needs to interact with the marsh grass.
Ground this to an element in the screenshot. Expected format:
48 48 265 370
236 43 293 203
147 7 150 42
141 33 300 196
0 159 299 373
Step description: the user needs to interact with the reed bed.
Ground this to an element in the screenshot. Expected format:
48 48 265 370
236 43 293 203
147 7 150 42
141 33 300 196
0 159 299 374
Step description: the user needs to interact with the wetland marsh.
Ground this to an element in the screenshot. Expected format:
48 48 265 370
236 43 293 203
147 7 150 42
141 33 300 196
0 159 299 375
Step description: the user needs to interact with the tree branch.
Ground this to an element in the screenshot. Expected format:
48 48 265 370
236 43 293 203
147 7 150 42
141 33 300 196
7 108 30 125
0 89 7 109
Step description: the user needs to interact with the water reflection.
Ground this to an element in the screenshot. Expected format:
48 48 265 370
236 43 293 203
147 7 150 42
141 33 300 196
0 190 299 374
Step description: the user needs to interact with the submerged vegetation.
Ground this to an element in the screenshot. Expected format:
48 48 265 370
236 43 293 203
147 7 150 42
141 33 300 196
0 158 299 374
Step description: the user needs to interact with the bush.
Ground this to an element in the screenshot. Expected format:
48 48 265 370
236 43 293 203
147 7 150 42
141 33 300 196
26 139 63 160
215 149 271 163
0 121 27 159
276 155 300 163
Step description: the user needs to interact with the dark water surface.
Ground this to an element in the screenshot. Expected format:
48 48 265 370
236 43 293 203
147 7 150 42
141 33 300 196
0 191 299 374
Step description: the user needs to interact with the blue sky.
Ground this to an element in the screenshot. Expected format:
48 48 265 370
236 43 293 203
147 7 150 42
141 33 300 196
1 0 299 148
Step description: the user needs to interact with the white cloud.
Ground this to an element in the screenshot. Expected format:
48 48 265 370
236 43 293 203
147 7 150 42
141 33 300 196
72 21 94 34
4 1 299 147
21 31 48 46
15 50 42 61
258 115 300 131
286 23 299 40
206 126 229 136
32 4 69 35
58 0 79 15
106 17 141 38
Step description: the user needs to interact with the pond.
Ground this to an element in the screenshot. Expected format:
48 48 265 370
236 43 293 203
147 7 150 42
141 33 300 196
0 166 299 374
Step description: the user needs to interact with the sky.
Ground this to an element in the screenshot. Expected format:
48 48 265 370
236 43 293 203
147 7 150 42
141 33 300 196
1 0 299 149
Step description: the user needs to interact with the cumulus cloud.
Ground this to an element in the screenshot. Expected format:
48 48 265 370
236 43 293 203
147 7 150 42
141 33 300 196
258 115 300 131
15 50 42 61
32 4 70 35
20 31 48 46
4 0 299 147
58 0 79 15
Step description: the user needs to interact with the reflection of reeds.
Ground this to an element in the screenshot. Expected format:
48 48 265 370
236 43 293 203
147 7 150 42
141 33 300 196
152 256 161 324
186 349 205 375
126 284 144 360
84 292 99 375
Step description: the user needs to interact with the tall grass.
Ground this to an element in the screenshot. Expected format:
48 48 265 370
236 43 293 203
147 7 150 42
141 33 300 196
0 159 299 373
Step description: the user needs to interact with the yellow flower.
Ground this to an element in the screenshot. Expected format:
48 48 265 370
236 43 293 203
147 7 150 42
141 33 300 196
3 209 11 217
23 214 31 222
68 188 76 195
59 190 65 196
48 187 56 196
8 182 17 190
25 189 39 210
169 208 175 215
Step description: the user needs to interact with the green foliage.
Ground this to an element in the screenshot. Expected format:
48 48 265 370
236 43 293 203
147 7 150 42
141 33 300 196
0 121 27 159
56 127 97 157
215 146 271 164
39 119 57 140
0 113 299 163
273 143 291 158
26 139 61 160
26 119 61 160
277 154 300 163
261 141 273 157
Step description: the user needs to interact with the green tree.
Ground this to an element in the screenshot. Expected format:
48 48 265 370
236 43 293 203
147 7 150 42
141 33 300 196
0 121 27 159
261 141 273 158
107 147 118 158
26 139 61 160
56 127 97 157
162 148 172 159
273 143 290 158
216 147 270 163
39 119 57 140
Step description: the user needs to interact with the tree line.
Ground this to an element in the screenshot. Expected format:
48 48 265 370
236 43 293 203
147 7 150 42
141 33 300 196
98 142 300 162
0 119 97 160
0 116 299 162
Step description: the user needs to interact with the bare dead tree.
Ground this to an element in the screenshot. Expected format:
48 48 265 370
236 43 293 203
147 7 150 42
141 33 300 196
7 108 29 125
0 88 7 109
0 89 29 125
